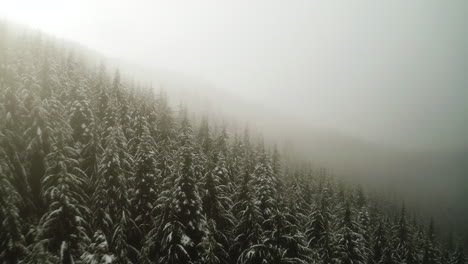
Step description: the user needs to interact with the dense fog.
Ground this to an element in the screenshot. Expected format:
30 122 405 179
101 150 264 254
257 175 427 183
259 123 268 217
1 0 467 261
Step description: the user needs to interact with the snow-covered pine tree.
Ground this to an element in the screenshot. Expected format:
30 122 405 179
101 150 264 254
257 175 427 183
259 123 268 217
81 230 113 264
306 190 336 263
159 110 204 263
112 69 123 104
252 146 278 232
422 219 441 264
261 210 311 264
336 204 366 264
228 133 243 187
96 87 109 122
117 96 134 141
372 218 391 263
392 203 419 264
80 121 102 197
154 90 174 145
24 103 51 212
0 166 26 264
199 219 231 264
201 152 236 261
357 206 372 262
69 90 94 147
93 126 133 262
128 117 159 250
197 116 213 158
231 165 262 262
100 103 118 148
1 86 31 211
202 153 233 232
214 125 229 163
39 137 88 262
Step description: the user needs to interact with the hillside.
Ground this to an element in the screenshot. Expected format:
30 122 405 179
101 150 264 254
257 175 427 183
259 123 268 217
107 47 468 234
0 21 466 264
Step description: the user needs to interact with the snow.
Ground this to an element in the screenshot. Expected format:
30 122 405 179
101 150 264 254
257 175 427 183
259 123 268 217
181 234 192 246
103 254 113 263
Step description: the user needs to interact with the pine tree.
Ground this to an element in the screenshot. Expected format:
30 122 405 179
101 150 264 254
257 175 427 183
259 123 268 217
422 219 441 264
154 90 174 145
129 119 159 249
200 219 231 264
262 210 312 264
96 88 109 121
355 185 366 209
0 167 26 264
24 103 51 212
93 126 133 262
112 69 123 103
69 91 94 146
393 203 418 264
306 192 335 263
80 122 102 197
252 148 277 231
214 125 229 162
100 103 118 147
159 111 203 263
202 154 233 232
1 86 31 211
197 116 213 157
379 247 397 264
39 138 88 262
20 240 57 264
336 204 366 264
81 230 114 264
372 218 388 264
231 169 262 261
357 207 371 262
452 246 466 264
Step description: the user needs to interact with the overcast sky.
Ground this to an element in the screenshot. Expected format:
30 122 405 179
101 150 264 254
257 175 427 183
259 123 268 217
2 0 468 150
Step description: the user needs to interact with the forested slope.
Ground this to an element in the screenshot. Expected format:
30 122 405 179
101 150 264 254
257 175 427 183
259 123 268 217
0 21 466 264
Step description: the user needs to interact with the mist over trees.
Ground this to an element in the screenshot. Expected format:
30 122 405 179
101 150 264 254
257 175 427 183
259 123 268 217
0 21 467 264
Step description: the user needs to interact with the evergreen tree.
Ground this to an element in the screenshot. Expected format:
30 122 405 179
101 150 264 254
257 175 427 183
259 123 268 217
199 219 231 264
159 111 203 263
129 119 159 249
357 207 372 262
231 170 262 261
252 148 278 231
69 91 94 146
81 230 114 264
372 219 388 264
422 219 441 264
393 203 419 264
197 116 213 157
306 192 335 263
39 138 88 262
93 126 133 262
0 168 26 264
336 204 366 264
452 246 466 264
202 154 233 232
24 103 51 212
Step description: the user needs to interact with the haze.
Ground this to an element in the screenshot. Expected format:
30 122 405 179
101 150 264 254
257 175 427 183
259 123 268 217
2 0 467 231
3 0 468 150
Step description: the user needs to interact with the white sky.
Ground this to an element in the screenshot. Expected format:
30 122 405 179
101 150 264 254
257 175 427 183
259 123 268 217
2 0 467 150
